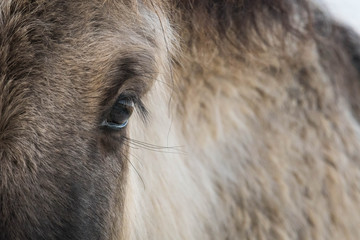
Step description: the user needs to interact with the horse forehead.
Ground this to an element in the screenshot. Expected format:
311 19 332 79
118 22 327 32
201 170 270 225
0 0 160 85
0 1 165 129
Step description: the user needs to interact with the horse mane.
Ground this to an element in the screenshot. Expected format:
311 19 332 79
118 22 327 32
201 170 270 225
156 0 311 54
177 1 306 37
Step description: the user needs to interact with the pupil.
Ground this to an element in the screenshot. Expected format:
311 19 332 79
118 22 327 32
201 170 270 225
108 104 133 125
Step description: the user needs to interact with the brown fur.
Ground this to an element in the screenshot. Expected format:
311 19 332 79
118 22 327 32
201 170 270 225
0 0 360 239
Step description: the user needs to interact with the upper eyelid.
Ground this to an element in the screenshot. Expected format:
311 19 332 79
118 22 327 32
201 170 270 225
117 98 135 107
110 93 148 123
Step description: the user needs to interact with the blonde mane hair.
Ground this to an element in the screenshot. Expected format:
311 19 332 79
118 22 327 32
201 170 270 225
125 1 360 239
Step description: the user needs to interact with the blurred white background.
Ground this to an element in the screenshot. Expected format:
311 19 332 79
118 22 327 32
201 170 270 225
320 0 360 33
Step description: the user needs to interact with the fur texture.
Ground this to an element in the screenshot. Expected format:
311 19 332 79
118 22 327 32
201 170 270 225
0 0 360 239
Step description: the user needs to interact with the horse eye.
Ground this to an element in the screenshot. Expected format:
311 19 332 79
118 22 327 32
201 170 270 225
101 98 134 130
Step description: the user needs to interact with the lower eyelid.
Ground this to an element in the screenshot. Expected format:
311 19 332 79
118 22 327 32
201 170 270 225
100 119 129 129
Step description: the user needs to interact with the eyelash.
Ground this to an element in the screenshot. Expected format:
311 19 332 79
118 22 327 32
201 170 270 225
121 95 148 120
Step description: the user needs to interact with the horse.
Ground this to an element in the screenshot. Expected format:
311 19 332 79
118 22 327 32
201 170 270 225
1 0 360 239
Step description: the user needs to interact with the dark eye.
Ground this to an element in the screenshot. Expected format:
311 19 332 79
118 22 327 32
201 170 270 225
101 97 134 129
